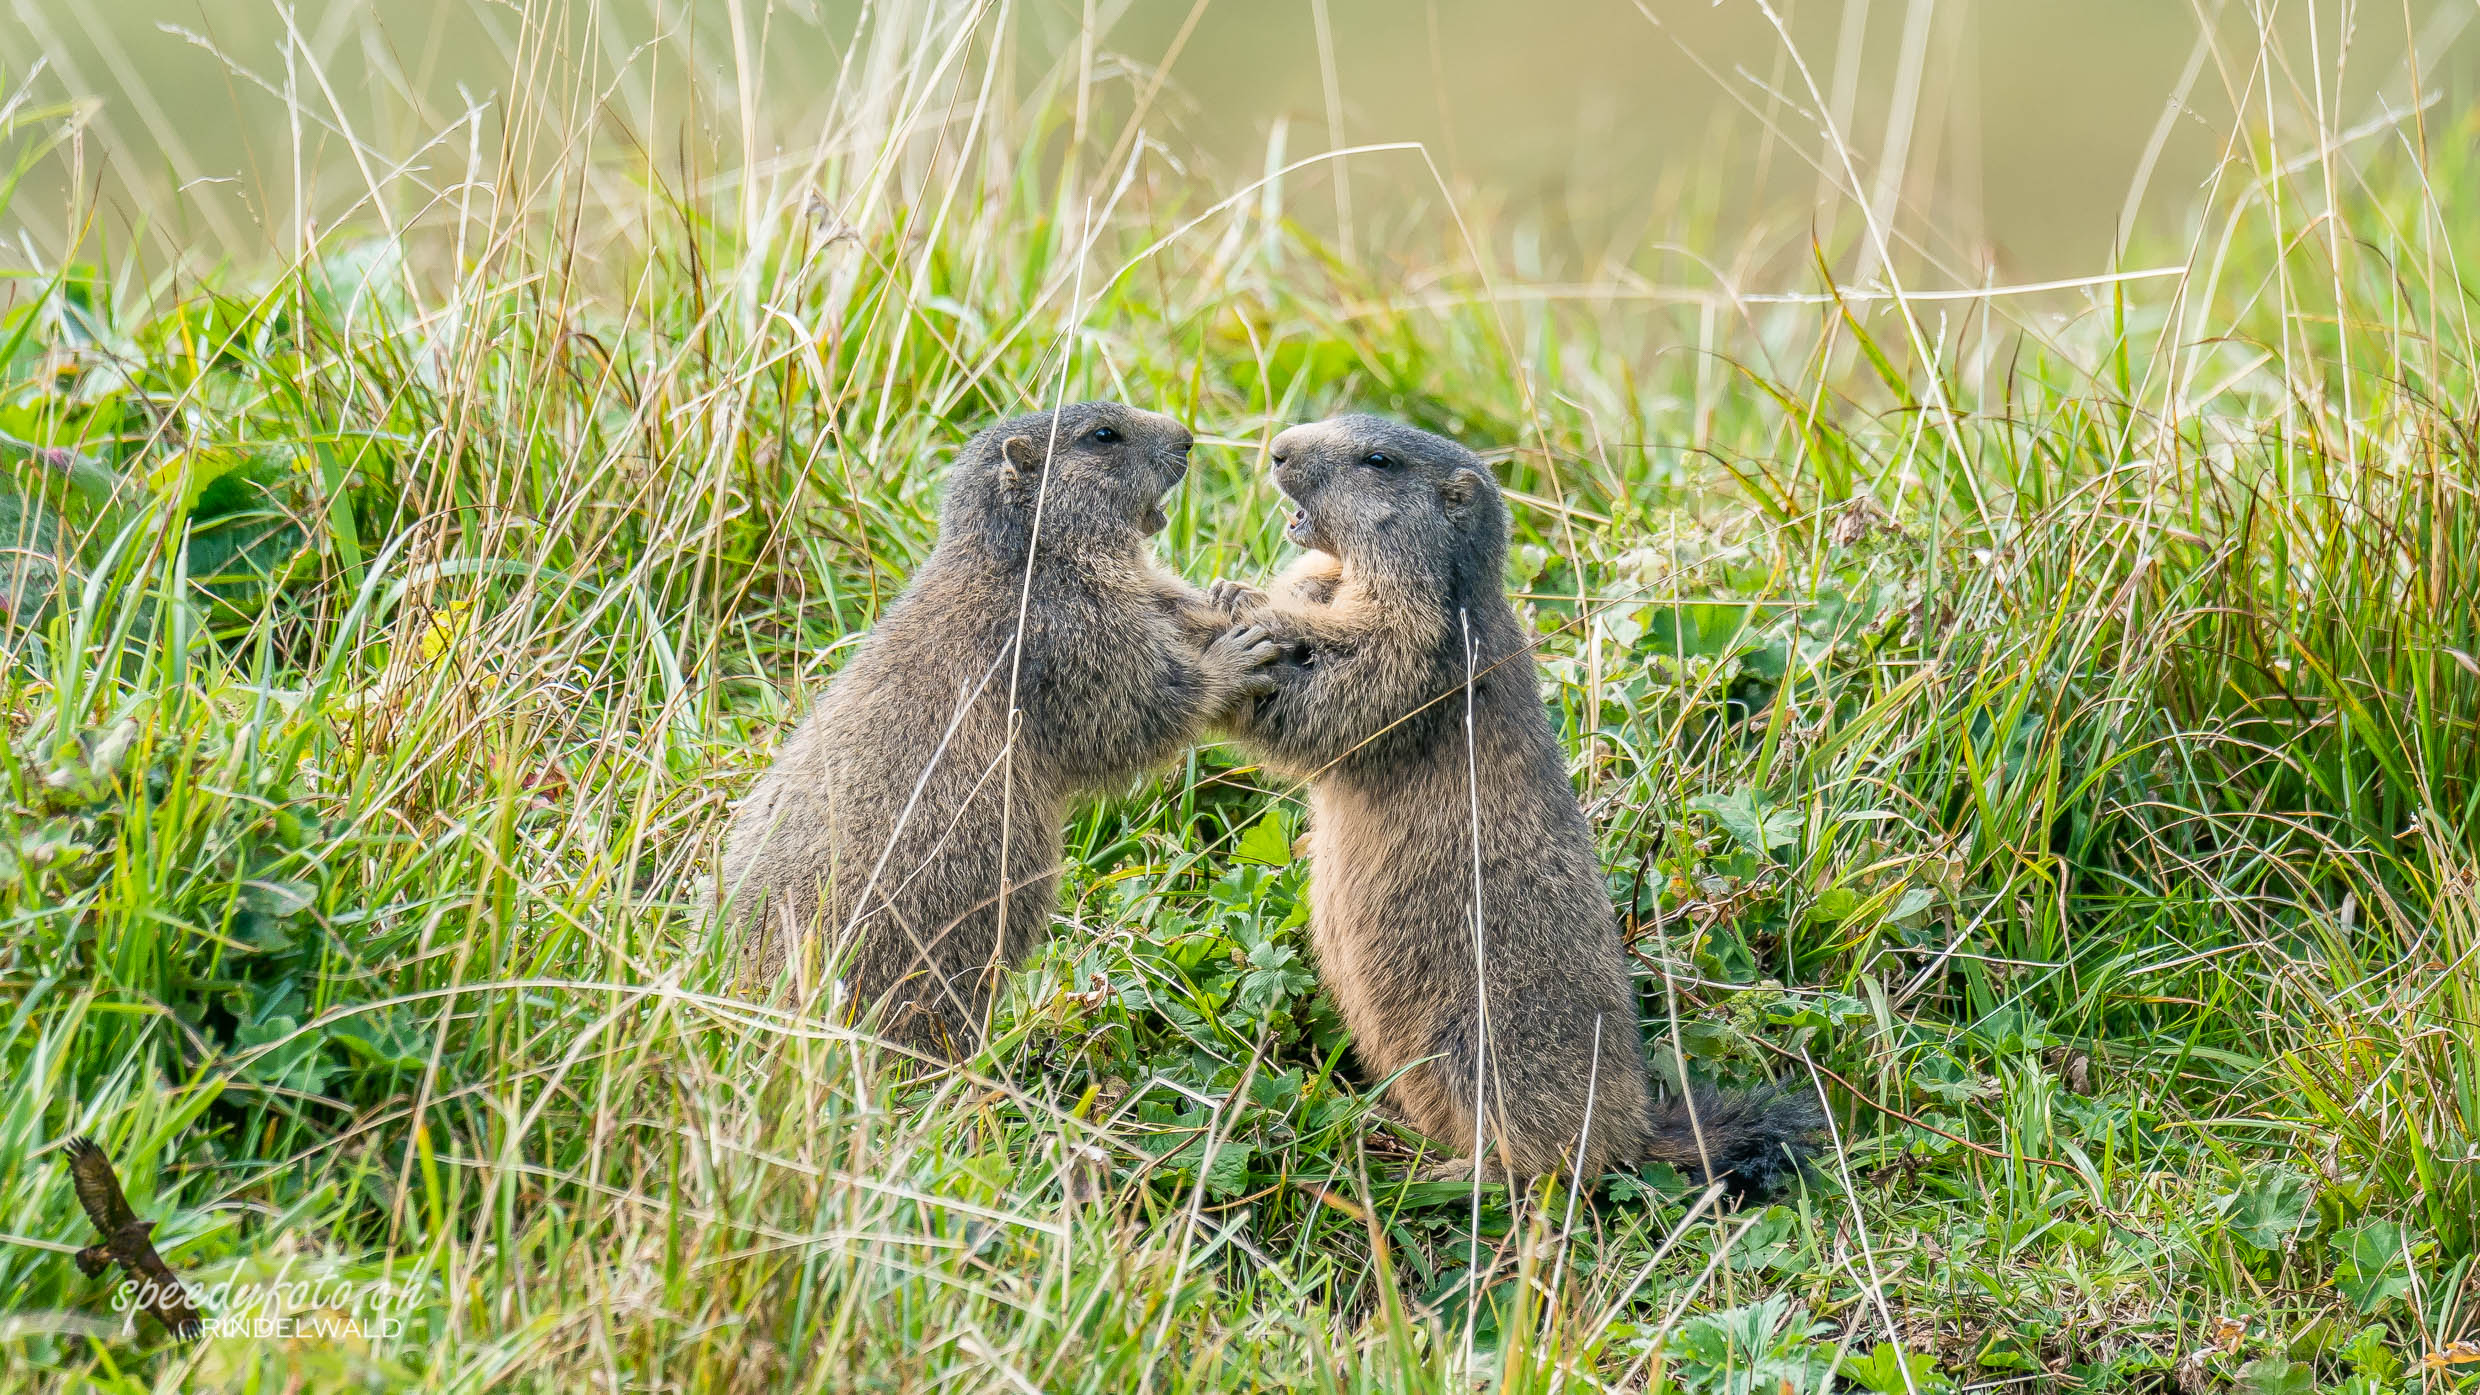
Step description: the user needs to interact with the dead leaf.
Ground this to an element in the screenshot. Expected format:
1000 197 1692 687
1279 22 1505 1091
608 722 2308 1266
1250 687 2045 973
2425 1341 2480 1371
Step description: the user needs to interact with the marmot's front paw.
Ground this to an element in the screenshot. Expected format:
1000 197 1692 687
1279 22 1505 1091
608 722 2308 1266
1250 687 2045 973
1207 623 1286 700
1207 578 1269 615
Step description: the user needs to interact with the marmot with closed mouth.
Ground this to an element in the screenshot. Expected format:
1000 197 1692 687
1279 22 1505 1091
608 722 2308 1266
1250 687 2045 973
1214 414 1821 1195
719 402 1282 1055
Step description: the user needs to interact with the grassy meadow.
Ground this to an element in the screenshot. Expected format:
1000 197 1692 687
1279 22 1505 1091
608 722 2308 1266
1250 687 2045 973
2 3 2478 1390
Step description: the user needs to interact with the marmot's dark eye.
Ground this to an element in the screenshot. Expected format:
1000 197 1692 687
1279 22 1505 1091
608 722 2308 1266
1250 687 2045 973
1088 426 1120 444
1362 452 1392 468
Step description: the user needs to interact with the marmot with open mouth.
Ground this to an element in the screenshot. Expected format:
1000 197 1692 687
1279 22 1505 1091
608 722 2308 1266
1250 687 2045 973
1212 414 1821 1195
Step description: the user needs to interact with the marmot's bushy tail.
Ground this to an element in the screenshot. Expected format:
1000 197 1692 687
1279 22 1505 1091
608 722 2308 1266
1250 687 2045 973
1640 1085 1826 1201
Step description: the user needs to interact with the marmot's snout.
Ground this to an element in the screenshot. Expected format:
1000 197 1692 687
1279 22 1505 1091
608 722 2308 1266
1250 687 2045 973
1128 410 1193 488
1158 433 1192 484
1268 421 1325 475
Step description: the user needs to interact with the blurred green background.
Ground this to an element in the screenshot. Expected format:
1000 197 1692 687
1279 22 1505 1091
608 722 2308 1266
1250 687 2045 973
7 0 2473 279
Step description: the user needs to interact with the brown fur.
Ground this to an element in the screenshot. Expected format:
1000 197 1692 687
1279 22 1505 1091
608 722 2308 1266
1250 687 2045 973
1216 415 1821 1194
718 403 1279 1055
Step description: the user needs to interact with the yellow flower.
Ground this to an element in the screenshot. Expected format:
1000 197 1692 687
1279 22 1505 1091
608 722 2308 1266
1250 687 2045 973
416 599 477 668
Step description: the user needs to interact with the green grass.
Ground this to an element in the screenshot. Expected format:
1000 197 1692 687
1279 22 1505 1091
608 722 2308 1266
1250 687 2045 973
3 5 2478 1391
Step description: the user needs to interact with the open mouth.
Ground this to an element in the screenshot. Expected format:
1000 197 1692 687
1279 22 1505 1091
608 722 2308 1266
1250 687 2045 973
1141 461 1185 534
1283 506 1312 543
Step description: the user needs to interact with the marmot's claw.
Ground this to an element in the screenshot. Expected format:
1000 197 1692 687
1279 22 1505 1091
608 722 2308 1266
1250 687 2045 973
1208 579 1267 613
1216 624 1282 664
1235 626 1285 668
1207 623 1287 700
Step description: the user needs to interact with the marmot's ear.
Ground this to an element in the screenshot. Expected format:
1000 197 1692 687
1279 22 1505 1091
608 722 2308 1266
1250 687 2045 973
1439 468 1485 517
998 435 1041 488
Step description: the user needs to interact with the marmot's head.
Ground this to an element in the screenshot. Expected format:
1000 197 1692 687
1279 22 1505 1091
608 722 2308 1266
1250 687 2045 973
944 401 1195 552
1268 415 1506 582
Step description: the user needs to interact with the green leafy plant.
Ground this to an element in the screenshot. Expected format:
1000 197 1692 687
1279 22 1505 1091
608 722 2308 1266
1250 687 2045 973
1661 1295 1835 1395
